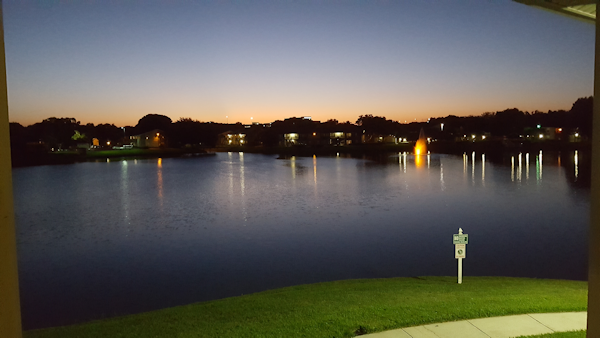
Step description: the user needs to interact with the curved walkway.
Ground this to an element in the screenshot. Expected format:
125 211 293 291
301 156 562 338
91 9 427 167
360 312 586 338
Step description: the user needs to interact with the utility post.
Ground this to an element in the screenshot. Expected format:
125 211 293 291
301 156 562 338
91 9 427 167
453 228 468 284
0 1 24 337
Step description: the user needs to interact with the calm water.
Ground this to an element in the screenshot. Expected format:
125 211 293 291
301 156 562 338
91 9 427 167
13 151 589 329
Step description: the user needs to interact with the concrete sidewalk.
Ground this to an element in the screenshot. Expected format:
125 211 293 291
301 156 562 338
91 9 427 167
360 312 586 338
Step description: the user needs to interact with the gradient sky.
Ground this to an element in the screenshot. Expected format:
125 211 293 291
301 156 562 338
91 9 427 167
4 0 595 127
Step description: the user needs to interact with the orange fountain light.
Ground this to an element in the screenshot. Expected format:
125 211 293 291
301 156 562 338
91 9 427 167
414 128 427 156
415 140 426 156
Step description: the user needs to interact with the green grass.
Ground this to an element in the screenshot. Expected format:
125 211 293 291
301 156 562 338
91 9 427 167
517 331 586 338
25 276 587 338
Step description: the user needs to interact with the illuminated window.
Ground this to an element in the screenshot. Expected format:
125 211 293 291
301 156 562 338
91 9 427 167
284 133 299 140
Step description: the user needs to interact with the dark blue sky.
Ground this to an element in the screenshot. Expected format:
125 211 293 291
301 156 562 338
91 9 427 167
4 0 595 126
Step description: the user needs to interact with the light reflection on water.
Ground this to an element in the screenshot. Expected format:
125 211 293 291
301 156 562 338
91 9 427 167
12 152 589 329
575 150 579 179
504 151 569 184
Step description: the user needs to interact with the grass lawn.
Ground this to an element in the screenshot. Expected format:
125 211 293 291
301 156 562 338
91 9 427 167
518 331 586 338
24 276 587 338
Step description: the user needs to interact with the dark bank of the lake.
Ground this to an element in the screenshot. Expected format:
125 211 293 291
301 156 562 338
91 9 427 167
10 147 205 167
10 139 590 168
13 150 590 330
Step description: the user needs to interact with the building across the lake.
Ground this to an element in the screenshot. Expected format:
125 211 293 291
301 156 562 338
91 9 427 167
128 129 167 148
217 131 247 146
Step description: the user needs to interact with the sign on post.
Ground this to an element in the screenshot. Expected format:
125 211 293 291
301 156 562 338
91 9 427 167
455 244 466 258
453 228 468 284
453 234 468 244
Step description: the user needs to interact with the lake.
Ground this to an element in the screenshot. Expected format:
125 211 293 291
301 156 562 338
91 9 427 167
13 151 590 329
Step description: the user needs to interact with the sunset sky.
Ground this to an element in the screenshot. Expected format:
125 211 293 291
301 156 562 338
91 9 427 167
4 0 595 127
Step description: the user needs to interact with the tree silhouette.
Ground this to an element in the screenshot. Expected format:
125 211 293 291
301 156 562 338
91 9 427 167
570 96 592 137
135 114 172 134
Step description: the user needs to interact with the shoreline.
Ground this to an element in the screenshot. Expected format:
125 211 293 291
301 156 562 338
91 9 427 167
10 140 591 168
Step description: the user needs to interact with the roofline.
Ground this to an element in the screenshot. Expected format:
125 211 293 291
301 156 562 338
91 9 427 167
513 0 596 24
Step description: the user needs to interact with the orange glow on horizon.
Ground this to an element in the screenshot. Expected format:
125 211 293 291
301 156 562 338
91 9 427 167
10 99 524 128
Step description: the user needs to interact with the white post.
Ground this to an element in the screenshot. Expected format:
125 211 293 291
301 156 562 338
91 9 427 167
453 228 467 284
458 227 463 284
458 258 463 284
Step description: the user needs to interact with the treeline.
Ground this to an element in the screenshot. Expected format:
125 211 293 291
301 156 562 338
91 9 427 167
429 96 593 140
9 96 593 151
349 96 592 142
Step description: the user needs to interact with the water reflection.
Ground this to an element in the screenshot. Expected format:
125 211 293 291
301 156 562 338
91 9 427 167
415 153 424 168
382 149 584 189
12 151 590 330
228 152 234 208
481 154 485 183
575 150 579 180
440 163 445 191
486 150 588 189
471 151 475 181
121 160 130 226
157 158 163 205
239 152 247 223
511 156 514 182
525 153 529 181
239 152 245 197
518 153 522 181
558 149 589 188
313 155 318 198
537 150 543 182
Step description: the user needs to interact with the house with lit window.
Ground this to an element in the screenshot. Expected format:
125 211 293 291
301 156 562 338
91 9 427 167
128 129 167 148
280 123 361 147
217 131 247 146
328 131 354 146
282 132 301 146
